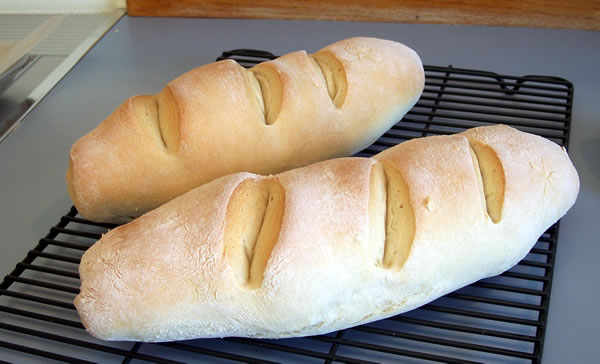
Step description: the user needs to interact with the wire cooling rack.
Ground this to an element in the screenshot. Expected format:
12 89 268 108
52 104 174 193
0 49 573 363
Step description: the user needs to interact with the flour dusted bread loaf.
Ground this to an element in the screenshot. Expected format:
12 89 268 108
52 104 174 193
74 125 579 342
66 37 424 223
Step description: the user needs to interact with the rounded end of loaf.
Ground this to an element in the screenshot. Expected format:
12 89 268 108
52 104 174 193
462 124 580 275
66 135 108 223
316 37 425 155
65 162 76 211
463 124 580 222
73 290 110 340
67 141 128 224
66 95 189 223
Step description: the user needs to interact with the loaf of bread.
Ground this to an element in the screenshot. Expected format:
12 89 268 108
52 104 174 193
74 125 579 342
66 37 425 223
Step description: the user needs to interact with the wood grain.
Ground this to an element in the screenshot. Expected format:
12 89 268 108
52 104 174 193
126 0 600 30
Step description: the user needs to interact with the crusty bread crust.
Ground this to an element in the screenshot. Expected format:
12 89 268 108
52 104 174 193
66 37 425 223
74 125 579 342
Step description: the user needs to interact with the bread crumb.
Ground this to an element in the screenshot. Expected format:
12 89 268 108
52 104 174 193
424 197 433 212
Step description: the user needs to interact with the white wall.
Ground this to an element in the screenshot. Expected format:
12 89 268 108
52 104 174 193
0 0 126 13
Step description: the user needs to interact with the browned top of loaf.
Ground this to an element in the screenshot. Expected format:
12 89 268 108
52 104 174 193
66 37 425 222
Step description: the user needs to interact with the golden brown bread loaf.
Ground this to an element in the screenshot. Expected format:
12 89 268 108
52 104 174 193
74 125 579 342
66 37 425 223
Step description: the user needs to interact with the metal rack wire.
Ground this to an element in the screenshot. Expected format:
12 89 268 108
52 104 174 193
0 48 573 363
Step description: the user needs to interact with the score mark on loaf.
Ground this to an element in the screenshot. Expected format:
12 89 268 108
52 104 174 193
66 37 425 223
75 125 579 342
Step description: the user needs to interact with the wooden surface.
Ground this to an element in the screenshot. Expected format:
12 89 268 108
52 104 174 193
126 0 600 30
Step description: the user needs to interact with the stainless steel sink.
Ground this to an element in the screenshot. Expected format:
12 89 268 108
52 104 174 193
0 11 124 142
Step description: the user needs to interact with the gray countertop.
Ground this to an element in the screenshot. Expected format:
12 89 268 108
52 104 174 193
1 15 598 363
